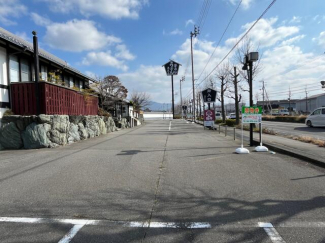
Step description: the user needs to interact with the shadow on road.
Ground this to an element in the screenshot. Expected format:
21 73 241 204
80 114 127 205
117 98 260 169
3 188 325 242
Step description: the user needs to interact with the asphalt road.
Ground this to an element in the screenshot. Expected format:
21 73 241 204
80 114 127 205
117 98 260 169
0 120 325 242
263 121 325 140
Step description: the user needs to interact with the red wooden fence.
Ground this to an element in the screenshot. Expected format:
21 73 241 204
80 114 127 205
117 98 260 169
11 82 98 116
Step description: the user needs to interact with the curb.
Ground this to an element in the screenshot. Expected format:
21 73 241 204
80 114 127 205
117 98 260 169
254 139 325 168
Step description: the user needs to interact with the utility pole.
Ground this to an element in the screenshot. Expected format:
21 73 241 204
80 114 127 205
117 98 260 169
288 86 291 115
262 80 265 114
305 87 308 113
190 26 199 123
180 76 185 118
233 66 240 125
220 76 226 123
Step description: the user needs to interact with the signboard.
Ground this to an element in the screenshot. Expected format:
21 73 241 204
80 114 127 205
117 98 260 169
163 60 180 76
204 109 215 127
202 88 217 103
242 106 262 124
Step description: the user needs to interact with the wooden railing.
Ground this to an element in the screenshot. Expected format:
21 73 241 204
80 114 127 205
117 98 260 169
11 82 98 116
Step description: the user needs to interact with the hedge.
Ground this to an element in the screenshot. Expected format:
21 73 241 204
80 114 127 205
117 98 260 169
262 115 306 123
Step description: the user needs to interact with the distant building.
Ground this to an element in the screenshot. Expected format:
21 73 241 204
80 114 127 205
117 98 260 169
295 93 325 114
256 99 298 112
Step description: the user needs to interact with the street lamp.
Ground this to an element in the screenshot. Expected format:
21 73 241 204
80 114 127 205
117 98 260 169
321 81 325 90
243 52 259 146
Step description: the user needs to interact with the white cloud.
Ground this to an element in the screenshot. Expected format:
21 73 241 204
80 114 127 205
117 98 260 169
228 17 300 48
313 31 325 48
289 16 301 24
185 19 195 27
85 71 97 79
229 0 254 10
281 35 305 46
119 65 173 103
42 19 121 52
31 12 52 26
0 0 27 25
163 29 183 36
115 44 136 60
82 51 128 71
39 0 148 19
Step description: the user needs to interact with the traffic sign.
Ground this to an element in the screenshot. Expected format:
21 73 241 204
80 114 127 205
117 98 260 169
163 60 181 76
202 88 217 103
242 106 262 123
204 109 215 127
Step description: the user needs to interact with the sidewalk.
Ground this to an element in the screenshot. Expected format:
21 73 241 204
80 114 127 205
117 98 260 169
194 120 325 167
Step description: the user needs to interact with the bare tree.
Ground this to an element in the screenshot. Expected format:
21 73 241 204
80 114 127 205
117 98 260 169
216 63 230 123
227 66 242 125
235 37 262 93
130 91 151 112
92 75 128 111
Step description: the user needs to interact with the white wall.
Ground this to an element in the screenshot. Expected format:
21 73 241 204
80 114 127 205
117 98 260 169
0 107 8 121
0 46 7 86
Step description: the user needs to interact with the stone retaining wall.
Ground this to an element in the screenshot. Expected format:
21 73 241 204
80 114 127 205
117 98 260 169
0 115 129 150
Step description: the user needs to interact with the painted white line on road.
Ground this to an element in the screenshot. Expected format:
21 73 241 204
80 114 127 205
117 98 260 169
169 121 171 131
259 222 286 243
0 217 211 229
58 224 85 243
0 217 97 225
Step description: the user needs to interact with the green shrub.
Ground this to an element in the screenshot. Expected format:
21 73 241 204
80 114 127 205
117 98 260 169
215 119 223 124
3 109 14 116
225 119 236 127
174 115 182 119
262 115 306 123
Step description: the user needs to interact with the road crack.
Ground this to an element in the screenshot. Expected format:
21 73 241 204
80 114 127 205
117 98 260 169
142 135 169 241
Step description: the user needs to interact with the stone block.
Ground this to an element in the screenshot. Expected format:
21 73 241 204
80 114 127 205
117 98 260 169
68 123 80 144
22 123 51 149
0 122 23 149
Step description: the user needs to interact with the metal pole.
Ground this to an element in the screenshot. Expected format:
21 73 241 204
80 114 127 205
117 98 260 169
171 75 175 119
190 32 196 123
249 61 253 146
32 31 40 115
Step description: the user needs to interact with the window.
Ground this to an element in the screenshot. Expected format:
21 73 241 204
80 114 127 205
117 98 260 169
9 55 19 83
322 109 325 115
41 65 47 81
0 47 7 86
79 80 83 90
312 109 321 115
64 75 69 87
75 79 80 90
21 58 30 82
69 76 74 88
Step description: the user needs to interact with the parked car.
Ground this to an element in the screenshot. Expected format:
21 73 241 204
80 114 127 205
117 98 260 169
271 109 289 116
229 113 236 119
215 112 222 120
305 107 325 127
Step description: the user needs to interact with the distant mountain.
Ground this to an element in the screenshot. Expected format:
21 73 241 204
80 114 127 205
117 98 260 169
145 101 172 111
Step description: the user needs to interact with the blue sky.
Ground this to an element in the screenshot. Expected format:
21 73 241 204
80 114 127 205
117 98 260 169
1 0 325 104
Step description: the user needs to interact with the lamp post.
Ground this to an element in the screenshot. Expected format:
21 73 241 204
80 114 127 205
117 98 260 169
32 31 40 115
180 76 185 119
321 81 325 90
243 52 259 146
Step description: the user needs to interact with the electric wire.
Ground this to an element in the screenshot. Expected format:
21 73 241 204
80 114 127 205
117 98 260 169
197 0 243 81
196 0 277 88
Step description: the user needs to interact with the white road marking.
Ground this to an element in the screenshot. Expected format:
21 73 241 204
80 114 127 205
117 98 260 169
169 121 171 131
259 222 286 243
0 217 211 229
58 224 85 243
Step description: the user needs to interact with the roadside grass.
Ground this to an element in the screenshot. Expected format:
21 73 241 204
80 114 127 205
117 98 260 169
287 135 325 148
234 123 325 148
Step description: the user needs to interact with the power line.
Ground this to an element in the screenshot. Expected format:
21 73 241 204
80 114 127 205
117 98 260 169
196 0 277 88
197 0 243 81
